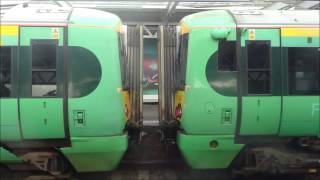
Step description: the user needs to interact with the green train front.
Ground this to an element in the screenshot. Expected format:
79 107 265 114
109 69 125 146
174 10 320 172
0 5 128 173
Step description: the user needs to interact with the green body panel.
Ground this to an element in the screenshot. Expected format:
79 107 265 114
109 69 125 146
205 30 237 97
241 97 281 135
0 99 20 141
0 36 18 46
61 135 128 172
240 29 282 135
20 99 65 139
241 29 280 46
282 36 319 47
177 10 319 169
63 9 126 171
280 96 320 136
181 29 238 135
280 35 320 137
18 27 66 139
179 11 238 134
177 133 243 169
177 11 244 169
0 148 21 163
68 25 125 137
20 27 64 46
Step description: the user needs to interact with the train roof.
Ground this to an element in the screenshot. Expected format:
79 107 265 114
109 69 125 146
0 4 122 28
232 10 319 27
180 10 319 29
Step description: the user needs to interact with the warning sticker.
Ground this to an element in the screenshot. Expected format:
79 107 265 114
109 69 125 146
52 28 59 39
248 29 255 40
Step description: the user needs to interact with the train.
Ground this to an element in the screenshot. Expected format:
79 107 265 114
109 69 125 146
1 3 319 178
0 4 131 175
173 9 320 175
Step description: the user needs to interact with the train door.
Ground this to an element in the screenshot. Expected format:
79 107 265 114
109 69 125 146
279 28 320 136
18 26 68 144
0 26 20 141
236 28 282 138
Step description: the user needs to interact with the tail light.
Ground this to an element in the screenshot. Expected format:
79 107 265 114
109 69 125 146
175 103 182 120
124 104 129 119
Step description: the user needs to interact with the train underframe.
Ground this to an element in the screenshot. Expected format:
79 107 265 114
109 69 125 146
1 130 320 179
232 137 320 178
0 134 128 178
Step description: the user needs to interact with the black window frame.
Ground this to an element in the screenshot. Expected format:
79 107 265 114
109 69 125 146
245 40 272 95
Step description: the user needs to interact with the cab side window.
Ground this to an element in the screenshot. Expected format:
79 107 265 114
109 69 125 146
218 40 236 71
68 47 102 98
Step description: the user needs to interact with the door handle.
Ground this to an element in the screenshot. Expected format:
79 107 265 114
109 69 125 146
257 99 260 106
43 101 46 108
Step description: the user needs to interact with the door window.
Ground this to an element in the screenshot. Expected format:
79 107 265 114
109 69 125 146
31 40 58 97
246 41 271 95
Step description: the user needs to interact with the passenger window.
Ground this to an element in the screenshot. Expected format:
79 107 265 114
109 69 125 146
0 47 12 97
246 41 271 94
218 40 236 71
31 40 57 97
288 47 319 95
